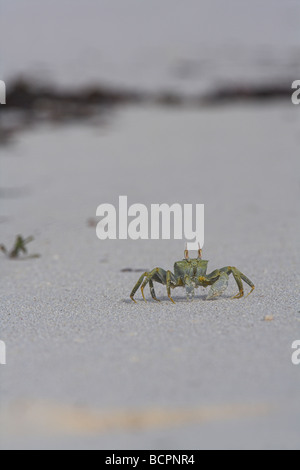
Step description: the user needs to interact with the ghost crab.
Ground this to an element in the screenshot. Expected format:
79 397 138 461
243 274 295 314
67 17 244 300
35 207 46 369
130 246 254 303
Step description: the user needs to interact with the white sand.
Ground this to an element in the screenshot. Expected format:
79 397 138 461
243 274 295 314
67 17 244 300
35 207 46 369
0 103 300 449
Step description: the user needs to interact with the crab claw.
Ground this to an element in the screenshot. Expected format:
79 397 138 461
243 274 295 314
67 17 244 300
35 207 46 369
206 272 229 300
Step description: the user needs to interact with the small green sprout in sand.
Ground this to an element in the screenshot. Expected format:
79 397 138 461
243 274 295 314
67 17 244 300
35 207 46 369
0 235 40 259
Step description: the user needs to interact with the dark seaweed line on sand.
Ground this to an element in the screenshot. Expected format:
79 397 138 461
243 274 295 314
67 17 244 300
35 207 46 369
0 78 292 144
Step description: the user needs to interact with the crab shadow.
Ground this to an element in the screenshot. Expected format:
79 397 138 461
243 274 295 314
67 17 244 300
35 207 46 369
122 293 233 304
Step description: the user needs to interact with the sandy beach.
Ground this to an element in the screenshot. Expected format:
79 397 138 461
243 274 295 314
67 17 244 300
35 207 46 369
1 100 300 449
1 0 300 450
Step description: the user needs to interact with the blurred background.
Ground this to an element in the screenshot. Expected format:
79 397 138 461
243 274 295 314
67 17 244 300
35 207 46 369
1 0 299 90
0 0 300 450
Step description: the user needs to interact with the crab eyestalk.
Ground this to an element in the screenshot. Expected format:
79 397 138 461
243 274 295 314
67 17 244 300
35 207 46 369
184 243 189 260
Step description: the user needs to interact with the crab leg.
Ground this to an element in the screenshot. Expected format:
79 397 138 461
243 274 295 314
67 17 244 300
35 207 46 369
229 267 245 299
166 270 176 303
222 267 255 298
130 271 148 303
131 268 167 302
149 279 160 302
140 268 164 302
233 268 255 298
